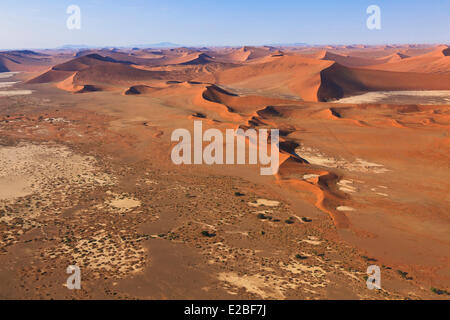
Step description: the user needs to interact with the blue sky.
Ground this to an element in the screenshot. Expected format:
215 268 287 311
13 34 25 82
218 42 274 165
1 0 449 49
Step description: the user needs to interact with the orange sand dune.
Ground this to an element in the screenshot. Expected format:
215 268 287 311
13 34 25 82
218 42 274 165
0 55 20 72
26 48 450 103
192 87 244 123
212 48 252 63
318 63 450 101
0 50 72 73
236 102 353 228
198 47 272 64
192 85 354 229
162 52 211 65
377 52 410 63
27 54 170 90
124 85 161 95
214 53 450 102
184 87 350 228
215 55 334 101
314 50 389 67
55 73 83 92
328 103 450 129
74 48 208 67
202 85 296 115
28 68 76 84
74 50 145 63
28 54 117 83
178 53 214 65
276 173 350 228
311 107 343 120
364 45 450 73
243 46 274 60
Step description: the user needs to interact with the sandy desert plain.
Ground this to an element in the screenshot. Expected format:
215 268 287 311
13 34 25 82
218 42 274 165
0 44 449 300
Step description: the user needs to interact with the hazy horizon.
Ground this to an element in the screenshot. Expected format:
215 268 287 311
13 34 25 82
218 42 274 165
1 0 449 50
2 42 450 52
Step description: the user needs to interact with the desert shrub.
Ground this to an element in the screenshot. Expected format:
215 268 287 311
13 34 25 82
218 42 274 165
397 270 412 280
257 213 268 219
431 287 450 295
201 231 216 238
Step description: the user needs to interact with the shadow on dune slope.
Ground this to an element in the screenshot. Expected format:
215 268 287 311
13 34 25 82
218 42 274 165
317 63 450 101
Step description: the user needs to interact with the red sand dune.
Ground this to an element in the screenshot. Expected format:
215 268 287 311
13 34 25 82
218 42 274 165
178 53 214 65
214 53 450 102
318 62 450 101
124 85 161 95
314 50 388 67
27 53 170 91
202 84 295 115
0 50 72 73
215 48 251 63
364 45 450 73
215 55 334 101
27 48 450 101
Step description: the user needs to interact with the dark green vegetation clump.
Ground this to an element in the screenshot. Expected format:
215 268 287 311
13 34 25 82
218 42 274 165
431 287 450 295
201 231 216 238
